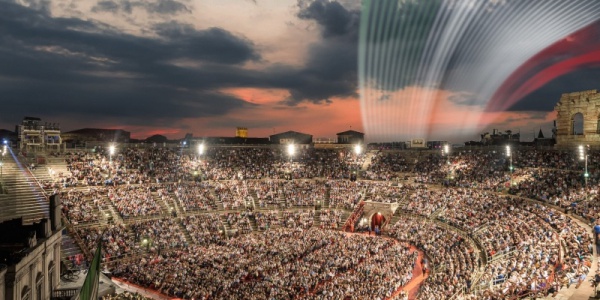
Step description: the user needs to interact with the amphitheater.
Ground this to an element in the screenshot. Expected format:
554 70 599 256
1 144 599 300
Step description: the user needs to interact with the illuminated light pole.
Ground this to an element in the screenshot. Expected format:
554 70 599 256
286 144 295 180
196 143 205 182
108 144 116 179
354 144 362 155
443 144 451 180
506 145 513 186
109 144 116 163
141 237 151 252
579 145 589 186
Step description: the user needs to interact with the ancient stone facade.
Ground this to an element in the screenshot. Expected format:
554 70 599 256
555 89 600 147
2 220 61 300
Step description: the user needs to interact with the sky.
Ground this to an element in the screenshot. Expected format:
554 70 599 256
0 0 599 142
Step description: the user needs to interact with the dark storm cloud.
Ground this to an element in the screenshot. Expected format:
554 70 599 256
92 0 190 15
506 67 600 112
0 0 256 126
277 0 359 105
0 0 364 130
298 0 358 38
153 22 260 64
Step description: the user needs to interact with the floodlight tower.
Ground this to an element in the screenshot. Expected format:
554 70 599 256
108 144 116 163
108 144 116 179
286 144 296 180
443 144 451 179
196 143 205 181
506 145 513 186
579 145 589 186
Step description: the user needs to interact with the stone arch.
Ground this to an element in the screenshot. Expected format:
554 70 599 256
21 285 31 300
35 272 43 300
572 112 584 135
47 260 54 286
370 211 386 230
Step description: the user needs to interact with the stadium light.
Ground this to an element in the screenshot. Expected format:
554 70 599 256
287 144 296 157
506 145 513 186
108 144 116 179
354 144 362 155
579 145 589 186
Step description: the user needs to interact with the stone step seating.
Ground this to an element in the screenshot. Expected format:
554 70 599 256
61 232 85 269
30 167 54 189
0 151 50 224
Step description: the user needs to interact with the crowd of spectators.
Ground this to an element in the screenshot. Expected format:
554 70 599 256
107 186 162 218
254 211 280 230
60 188 104 224
34 145 600 299
318 209 343 229
223 211 253 234
174 182 217 211
282 210 314 229
182 214 224 245
111 228 416 300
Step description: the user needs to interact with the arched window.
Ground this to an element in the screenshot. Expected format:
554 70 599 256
21 285 30 300
572 113 584 135
36 272 43 300
48 260 54 293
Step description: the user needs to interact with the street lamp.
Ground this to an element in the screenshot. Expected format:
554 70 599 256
286 144 296 180
506 145 513 186
141 238 151 252
579 145 589 186
287 144 296 157
108 144 116 179
108 144 116 163
443 144 451 179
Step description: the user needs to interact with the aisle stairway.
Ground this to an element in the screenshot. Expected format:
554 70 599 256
248 213 259 231
177 219 194 245
61 232 85 270
313 210 321 227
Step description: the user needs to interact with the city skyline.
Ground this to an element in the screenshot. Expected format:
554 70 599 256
0 0 599 142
